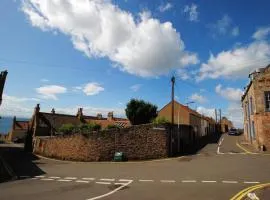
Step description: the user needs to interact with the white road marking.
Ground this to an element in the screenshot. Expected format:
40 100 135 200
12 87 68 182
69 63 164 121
96 182 111 185
182 180 197 183
87 180 133 200
35 175 45 178
139 179 154 182
82 178 95 181
49 176 60 179
244 181 260 184
64 177 77 180
119 179 133 182
160 180 176 183
76 180 90 183
100 178 115 182
201 180 216 183
40 178 54 181
31 178 38 180
57 179 72 182
222 181 238 184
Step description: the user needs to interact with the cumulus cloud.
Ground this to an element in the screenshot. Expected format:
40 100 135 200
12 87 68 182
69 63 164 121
252 26 270 40
190 93 207 104
0 94 38 117
82 82 104 96
215 84 243 102
196 106 215 119
36 85 67 100
197 41 270 80
130 84 142 92
158 2 173 12
22 0 198 77
225 102 243 128
183 3 199 22
231 26 239 36
208 15 239 38
177 68 190 80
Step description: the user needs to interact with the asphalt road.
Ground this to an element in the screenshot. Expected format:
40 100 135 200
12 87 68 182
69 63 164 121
0 134 269 200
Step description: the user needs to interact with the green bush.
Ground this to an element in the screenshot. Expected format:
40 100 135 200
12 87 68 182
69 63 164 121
58 124 75 134
106 124 120 130
152 116 169 125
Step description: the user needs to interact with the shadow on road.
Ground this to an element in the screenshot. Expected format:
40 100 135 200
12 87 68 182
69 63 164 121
0 144 45 182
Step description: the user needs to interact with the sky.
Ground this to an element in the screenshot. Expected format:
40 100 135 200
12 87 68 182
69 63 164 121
0 0 270 128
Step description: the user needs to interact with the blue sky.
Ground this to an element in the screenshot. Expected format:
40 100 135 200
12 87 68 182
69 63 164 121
1 0 270 127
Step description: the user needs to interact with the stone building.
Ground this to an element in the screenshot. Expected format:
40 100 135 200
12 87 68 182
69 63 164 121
220 117 233 133
8 116 29 142
158 100 216 136
29 104 130 137
0 70 8 106
241 64 270 150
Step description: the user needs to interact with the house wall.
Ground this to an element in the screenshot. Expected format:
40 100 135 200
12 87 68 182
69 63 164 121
158 102 190 125
33 124 168 161
8 130 27 141
242 67 270 149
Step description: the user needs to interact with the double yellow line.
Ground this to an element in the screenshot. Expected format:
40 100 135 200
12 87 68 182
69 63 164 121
236 142 270 155
230 183 270 200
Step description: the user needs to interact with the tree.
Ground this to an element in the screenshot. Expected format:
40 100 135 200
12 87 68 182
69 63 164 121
125 99 157 125
58 124 75 134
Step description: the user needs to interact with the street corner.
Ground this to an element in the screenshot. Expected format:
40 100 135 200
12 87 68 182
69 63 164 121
230 183 270 200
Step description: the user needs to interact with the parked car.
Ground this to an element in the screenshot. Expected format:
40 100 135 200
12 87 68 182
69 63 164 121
228 128 238 136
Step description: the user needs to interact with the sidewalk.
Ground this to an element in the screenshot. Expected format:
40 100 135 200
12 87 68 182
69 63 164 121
237 135 270 155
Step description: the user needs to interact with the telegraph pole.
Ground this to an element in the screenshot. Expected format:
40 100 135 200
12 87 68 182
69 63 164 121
215 109 217 123
171 76 175 125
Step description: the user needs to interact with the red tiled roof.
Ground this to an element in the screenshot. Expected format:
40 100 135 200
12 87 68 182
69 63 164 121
14 121 29 130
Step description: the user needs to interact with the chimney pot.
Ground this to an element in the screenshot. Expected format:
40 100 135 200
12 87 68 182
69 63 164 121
51 108 55 114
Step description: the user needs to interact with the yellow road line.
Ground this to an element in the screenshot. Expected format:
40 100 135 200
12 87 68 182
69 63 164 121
230 183 270 200
236 142 254 154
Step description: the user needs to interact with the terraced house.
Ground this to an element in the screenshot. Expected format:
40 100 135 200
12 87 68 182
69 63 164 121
241 64 270 150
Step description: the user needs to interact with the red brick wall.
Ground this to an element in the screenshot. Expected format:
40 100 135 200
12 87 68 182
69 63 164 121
33 124 168 161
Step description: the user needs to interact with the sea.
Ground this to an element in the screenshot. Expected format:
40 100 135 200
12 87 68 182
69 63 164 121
0 117 29 134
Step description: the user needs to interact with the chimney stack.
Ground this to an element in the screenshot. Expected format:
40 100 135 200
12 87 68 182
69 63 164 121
35 104 40 114
77 108 83 120
97 113 102 119
13 116 16 130
51 108 55 114
107 112 113 121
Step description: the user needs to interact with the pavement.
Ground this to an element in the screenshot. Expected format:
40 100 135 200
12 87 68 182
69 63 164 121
0 133 269 200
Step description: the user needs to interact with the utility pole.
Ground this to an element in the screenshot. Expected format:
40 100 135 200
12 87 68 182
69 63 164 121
215 109 217 123
171 76 175 125
219 109 222 133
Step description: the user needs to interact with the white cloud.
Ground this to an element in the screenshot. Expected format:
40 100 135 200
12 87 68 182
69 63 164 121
158 2 173 12
208 15 239 38
252 26 270 40
36 85 67 100
130 84 142 92
183 3 199 22
22 0 198 77
215 84 243 102
225 102 243 128
82 82 104 96
231 26 239 36
196 106 215 119
0 94 38 118
190 93 207 104
198 41 270 80
41 79 49 82
177 68 190 80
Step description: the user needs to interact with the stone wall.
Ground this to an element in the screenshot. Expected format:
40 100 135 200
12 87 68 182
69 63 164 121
33 124 168 161
254 113 270 150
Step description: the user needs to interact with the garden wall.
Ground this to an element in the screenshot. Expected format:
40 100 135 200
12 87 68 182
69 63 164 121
33 124 168 161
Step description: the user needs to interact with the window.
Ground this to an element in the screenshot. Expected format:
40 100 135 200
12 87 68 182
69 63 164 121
252 121 256 139
264 91 270 111
249 97 253 115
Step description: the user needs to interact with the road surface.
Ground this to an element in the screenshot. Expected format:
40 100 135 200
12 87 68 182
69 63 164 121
0 134 269 200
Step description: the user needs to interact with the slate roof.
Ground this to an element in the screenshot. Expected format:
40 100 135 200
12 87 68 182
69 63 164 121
14 121 29 130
